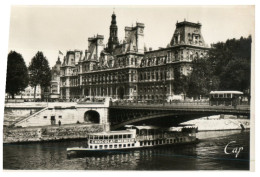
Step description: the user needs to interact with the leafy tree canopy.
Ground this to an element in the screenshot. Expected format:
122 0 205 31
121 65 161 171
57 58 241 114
28 51 51 98
210 36 251 93
6 51 29 98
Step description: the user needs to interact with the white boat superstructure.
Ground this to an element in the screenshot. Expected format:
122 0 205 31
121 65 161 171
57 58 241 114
67 125 198 155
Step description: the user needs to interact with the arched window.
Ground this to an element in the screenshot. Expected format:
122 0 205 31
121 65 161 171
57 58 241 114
195 52 199 59
174 51 178 61
188 33 192 41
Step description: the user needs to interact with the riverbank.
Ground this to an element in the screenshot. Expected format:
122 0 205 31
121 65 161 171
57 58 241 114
181 116 250 131
3 123 105 144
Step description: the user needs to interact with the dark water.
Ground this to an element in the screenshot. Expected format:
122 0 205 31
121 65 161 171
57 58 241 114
3 130 250 170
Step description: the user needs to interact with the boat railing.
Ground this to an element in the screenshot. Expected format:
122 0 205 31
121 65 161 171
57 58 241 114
136 135 164 141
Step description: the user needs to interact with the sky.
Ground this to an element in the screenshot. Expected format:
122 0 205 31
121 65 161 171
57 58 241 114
8 5 254 67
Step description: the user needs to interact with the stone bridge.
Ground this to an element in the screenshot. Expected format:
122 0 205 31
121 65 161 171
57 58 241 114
8 101 250 131
109 103 250 130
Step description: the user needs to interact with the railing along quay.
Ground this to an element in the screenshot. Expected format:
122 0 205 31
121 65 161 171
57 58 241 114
110 101 250 113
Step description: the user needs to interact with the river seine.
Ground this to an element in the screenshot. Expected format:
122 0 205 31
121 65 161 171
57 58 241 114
3 130 250 170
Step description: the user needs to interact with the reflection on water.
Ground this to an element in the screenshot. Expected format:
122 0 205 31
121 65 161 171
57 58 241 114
3 130 250 170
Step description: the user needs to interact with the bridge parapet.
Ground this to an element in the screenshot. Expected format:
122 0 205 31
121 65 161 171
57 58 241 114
109 102 250 130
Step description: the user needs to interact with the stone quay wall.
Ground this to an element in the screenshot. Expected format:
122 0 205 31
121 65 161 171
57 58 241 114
4 107 42 126
3 124 104 143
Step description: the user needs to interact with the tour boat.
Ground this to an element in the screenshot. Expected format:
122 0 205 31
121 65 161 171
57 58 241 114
67 125 198 156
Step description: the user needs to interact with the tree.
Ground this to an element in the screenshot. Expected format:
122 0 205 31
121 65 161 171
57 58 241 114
28 51 52 99
6 51 29 99
173 67 189 99
209 36 251 96
187 57 219 99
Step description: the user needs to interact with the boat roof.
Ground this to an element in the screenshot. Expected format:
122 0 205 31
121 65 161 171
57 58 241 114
167 127 182 131
210 91 243 94
127 125 160 130
89 130 134 135
126 125 196 130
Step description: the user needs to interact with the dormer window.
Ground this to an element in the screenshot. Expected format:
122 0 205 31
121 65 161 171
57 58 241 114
174 36 178 44
188 33 192 41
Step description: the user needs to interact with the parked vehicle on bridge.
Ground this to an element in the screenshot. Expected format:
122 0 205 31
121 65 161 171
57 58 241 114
67 125 198 156
209 91 243 106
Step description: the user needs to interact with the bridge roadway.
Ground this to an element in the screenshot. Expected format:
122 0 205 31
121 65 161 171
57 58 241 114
109 102 250 130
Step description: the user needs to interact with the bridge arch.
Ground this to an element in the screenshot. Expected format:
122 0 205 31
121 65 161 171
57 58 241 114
84 110 100 123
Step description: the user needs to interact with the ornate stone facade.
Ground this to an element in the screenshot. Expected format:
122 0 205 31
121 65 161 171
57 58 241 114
50 57 61 100
60 13 209 101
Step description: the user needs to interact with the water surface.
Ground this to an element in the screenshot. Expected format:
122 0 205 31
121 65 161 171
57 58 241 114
3 130 250 170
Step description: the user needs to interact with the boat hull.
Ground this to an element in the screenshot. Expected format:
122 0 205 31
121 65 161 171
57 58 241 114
67 138 199 158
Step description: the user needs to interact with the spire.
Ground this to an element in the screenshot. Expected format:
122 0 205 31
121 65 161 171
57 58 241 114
108 11 119 53
56 57 61 64
111 11 117 25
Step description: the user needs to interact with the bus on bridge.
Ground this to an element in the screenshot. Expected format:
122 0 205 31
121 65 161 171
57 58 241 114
209 91 244 107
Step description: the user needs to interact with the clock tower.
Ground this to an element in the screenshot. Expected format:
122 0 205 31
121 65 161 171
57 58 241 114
108 12 119 53
136 22 145 53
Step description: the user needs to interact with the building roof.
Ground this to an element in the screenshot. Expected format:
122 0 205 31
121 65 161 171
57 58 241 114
210 91 243 95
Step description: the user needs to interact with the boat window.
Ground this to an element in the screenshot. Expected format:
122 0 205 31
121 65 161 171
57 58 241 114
99 135 103 139
104 145 108 149
119 135 122 139
109 135 113 139
104 135 108 139
132 143 135 147
170 139 173 143
99 145 103 149
109 145 113 148
127 134 131 138
227 94 231 98
123 144 126 147
140 142 143 146
174 139 176 143
90 146 93 149
128 144 131 147
119 144 122 148
180 138 182 142
94 135 98 139
89 135 93 139
114 144 118 148
148 141 150 145
95 146 98 149
114 135 118 139
144 142 147 146
123 135 127 138
167 140 169 144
